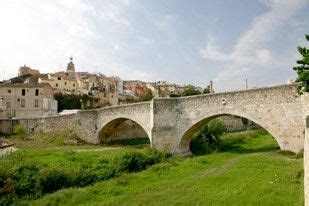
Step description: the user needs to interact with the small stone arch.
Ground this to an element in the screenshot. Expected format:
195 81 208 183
178 112 282 155
97 117 151 144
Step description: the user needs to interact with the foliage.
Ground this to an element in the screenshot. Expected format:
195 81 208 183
169 93 182 97
108 138 150 146
293 34 309 94
203 87 210 94
12 124 26 139
117 149 168 173
139 89 154 102
0 146 168 204
182 85 202 96
54 93 99 112
26 130 303 206
190 119 227 155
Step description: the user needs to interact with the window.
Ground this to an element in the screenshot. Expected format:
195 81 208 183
73 84 75 87
21 89 26 96
34 99 39 107
65 82 67 85
56 83 58 87
58 77 61 80
35 89 39 96
21 99 25 107
7 89 11 94
6 101 10 108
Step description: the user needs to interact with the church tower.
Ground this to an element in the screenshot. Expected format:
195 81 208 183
66 57 76 78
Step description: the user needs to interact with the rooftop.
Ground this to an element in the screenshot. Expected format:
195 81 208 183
0 82 52 88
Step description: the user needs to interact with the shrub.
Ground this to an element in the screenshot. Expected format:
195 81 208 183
13 124 26 139
108 138 150 146
0 149 169 204
39 169 72 194
13 165 41 198
190 119 227 155
117 150 168 173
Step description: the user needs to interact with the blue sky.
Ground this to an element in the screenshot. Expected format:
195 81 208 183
0 0 308 91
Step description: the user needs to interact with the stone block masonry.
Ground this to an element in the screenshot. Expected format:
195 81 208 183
0 84 308 205
305 116 309 206
0 84 307 156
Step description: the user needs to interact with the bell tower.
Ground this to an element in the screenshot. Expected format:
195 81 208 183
66 57 76 78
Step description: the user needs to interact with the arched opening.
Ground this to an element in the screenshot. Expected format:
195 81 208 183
181 114 280 156
98 118 150 146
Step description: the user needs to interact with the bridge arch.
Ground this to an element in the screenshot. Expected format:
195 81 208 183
178 112 282 155
97 117 151 144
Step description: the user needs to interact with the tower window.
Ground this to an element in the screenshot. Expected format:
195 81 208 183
35 89 39 96
35 99 39 107
21 99 25 107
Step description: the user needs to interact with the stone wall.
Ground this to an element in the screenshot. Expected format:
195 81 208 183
0 114 78 135
0 119 16 134
108 119 148 140
151 84 305 155
75 102 152 144
0 84 307 159
217 115 259 132
305 116 309 206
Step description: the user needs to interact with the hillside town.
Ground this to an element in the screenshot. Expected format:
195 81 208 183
0 57 214 119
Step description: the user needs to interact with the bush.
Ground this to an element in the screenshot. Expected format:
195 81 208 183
39 169 72 194
117 150 168 173
14 165 41 199
190 119 227 155
108 138 150 146
0 149 169 204
13 124 26 138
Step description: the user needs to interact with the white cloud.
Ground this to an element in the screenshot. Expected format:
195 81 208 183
200 36 231 61
0 0 99 77
256 49 272 64
200 0 307 90
0 0 152 82
99 4 132 28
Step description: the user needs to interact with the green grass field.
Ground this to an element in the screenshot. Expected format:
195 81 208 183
0 130 304 205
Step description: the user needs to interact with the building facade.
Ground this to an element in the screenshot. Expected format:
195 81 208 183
0 83 57 119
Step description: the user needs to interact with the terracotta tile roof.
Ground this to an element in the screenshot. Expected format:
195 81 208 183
0 82 52 88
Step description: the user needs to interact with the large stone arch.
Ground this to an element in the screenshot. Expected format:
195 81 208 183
97 117 150 143
74 102 152 144
178 112 282 155
151 84 305 155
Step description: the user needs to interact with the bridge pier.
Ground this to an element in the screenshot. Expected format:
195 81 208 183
305 116 309 205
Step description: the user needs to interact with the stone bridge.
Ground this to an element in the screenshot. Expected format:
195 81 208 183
10 84 308 155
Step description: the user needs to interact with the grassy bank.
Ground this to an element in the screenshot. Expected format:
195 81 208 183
0 133 168 205
0 130 304 205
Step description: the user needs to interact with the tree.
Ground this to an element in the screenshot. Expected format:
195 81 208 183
139 89 154 102
203 87 210 94
182 85 202 96
54 93 98 112
189 119 227 155
293 34 309 94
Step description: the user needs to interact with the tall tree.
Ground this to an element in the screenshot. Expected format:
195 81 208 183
293 34 309 94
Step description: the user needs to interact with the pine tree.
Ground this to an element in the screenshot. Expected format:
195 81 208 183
293 34 309 94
